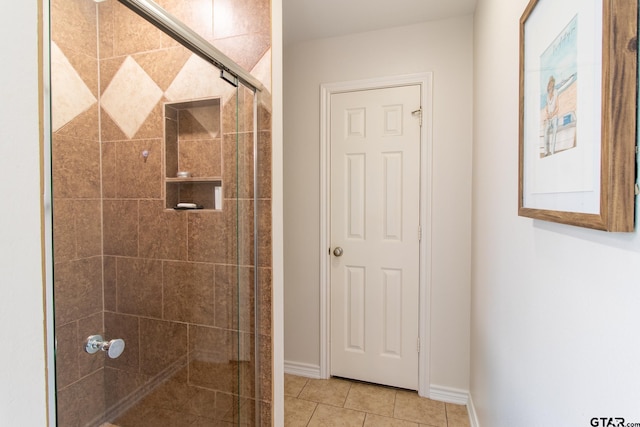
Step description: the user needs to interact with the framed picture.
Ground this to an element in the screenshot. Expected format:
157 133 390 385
518 0 637 231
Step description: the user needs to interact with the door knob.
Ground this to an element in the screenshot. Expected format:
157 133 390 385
333 247 344 257
84 335 126 359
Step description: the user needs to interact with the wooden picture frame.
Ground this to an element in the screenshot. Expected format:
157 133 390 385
518 0 637 231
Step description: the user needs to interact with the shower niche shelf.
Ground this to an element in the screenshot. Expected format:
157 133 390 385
164 97 223 211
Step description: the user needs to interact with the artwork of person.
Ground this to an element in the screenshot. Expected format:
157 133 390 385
544 75 559 156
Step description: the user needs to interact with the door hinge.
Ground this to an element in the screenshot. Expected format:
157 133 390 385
411 107 423 127
418 225 422 241
417 337 420 353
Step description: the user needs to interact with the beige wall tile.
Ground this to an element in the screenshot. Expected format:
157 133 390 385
101 141 117 198
259 335 273 401
178 109 216 140
139 200 188 260
258 267 272 336
103 200 138 257
111 1 163 57
163 260 215 324
165 116 179 178
55 322 79 388
189 360 238 394
104 366 149 410
51 0 97 58
212 0 270 40
179 139 222 178
57 370 106 426
52 199 101 262
214 265 254 331
52 136 101 199
55 105 100 141
116 257 163 317
139 318 188 377
53 198 75 263
74 199 102 258
188 209 236 264
182 387 216 418
158 0 214 42
257 131 272 198
54 257 103 325
115 139 163 198
189 324 238 362
257 199 272 268
139 377 194 412
97 1 115 59
131 100 166 140
135 47 192 92
103 256 117 311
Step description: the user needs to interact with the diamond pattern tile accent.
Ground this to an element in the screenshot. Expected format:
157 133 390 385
165 54 236 105
186 106 221 138
51 42 97 132
101 56 163 139
251 48 272 94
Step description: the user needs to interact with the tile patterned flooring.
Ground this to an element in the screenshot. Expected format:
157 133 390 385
285 375 470 427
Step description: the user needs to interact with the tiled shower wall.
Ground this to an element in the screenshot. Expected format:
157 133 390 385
51 0 272 425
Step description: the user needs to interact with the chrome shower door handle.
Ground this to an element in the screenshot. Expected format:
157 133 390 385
85 335 126 359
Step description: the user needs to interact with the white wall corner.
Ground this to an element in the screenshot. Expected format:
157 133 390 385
467 393 481 427
284 360 323 379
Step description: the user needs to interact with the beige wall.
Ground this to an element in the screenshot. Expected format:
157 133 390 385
283 15 473 391
472 0 640 425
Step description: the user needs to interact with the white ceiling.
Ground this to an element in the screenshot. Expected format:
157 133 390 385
283 0 477 45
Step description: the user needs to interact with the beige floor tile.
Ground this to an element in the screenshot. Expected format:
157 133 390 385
393 391 446 427
364 413 419 427
285 396 318 427
307 404 366 427
445 403 470 427
285 374 310 397
299 377 352 407
344 383 396 417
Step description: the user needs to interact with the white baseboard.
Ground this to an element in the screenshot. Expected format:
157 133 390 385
284 360 322 379
430 385 479 427
430 384 469 405
467 393 480 427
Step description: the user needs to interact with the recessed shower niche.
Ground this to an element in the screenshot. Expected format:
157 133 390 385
164 97 223 210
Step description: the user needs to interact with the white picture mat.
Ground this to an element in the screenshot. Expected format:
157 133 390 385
522 0 602 214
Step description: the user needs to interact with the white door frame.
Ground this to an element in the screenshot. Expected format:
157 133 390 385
319 73 433 397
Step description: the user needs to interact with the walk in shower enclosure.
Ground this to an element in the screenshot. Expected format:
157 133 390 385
47 0 273 424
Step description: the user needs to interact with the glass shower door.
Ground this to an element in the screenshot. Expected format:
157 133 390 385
49 0 264 425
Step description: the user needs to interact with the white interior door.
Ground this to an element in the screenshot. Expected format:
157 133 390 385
330 85 421 390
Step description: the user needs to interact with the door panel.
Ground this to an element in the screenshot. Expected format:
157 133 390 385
330 85 421 390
